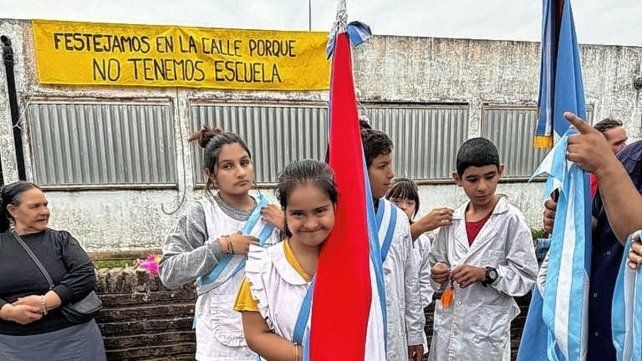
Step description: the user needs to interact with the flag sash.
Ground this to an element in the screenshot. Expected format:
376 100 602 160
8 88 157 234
376 198 398 263
196 193 274 293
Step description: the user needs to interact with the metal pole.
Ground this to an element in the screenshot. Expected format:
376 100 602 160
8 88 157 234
1 35 26 181
308 0 312 31
336 0 347 31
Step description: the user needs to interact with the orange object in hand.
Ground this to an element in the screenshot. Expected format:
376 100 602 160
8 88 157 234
441 284 454 308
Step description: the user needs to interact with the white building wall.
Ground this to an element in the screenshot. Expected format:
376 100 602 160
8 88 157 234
1 20 640 250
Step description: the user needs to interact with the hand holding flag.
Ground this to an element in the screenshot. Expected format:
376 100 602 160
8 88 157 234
565 112 618 173
627 233 642 270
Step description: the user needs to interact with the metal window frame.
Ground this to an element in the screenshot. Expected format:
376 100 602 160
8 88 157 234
481 104 594 181
190 101 470 187
26 97 178 191
363 102 470 183
189 101 328 188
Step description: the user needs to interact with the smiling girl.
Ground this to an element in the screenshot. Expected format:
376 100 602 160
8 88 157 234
234 159 337 361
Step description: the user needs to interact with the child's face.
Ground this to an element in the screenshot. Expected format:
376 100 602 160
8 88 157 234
390 198 416 220
208 143 254 196
285 182 335 247
368 153 394 199
453 164 504 208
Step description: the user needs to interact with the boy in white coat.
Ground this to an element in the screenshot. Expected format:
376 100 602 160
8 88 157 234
428 138 538 361
361 126 424 361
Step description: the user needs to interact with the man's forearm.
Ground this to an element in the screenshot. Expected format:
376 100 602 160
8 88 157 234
596 160 642 242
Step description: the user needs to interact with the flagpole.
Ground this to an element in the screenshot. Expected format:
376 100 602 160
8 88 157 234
309 2 385 359
336 0 347 31
308 0 312 31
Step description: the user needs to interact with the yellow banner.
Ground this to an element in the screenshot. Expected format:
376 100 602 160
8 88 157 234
33 20 330 90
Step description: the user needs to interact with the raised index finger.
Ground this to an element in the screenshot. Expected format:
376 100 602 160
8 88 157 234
564 112 594 135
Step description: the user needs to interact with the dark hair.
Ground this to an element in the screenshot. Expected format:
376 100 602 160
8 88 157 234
386 178 420 217
594 117 623 134
0 181 41 232
358 115 373 130
188 125 252 195
361 128 393 167
456 137 500 176
276 159 338 237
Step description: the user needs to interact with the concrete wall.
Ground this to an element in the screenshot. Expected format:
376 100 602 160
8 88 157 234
95 268 196 360
1 19 641 250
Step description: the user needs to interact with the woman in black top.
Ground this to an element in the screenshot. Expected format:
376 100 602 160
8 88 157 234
0 181 106 361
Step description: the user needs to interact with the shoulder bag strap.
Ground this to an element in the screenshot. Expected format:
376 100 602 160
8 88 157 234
10 229 54 289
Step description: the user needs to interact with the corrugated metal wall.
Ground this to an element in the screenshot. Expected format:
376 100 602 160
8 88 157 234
189 104 328 184
482 106 594 178
190 103 469 184
25 101 594 187
482 107 547 178
27 102 177 187
366 105 469 180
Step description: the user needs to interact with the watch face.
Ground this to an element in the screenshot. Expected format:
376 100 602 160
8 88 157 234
490 269 498 279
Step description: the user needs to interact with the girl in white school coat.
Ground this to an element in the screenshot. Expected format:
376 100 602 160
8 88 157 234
234 159 338 361
159 125 281 361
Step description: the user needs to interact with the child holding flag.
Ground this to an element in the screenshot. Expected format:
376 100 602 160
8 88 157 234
158 125 281 361
428 138 538 361
234 159 337 361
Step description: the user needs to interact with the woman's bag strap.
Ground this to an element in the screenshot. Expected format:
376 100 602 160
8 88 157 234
10 230 55 289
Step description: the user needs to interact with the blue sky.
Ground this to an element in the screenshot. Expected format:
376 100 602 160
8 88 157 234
2 0 641 46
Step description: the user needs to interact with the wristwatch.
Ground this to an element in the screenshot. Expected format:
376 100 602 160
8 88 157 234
482 267 498 287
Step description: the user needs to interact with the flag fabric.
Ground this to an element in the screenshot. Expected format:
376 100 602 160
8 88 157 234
612 231 642 361
518 286 549 360
534 0 586 148
307 24 386 360
326 21 372 58
518 130 592 360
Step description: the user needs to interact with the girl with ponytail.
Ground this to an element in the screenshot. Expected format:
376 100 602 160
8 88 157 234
158 125 282 361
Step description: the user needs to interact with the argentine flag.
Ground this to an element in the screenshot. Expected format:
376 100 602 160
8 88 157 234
518 130 591 361
534 0 586 149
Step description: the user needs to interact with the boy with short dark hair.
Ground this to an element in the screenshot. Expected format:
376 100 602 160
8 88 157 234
361 127 424 361
428 137 538 361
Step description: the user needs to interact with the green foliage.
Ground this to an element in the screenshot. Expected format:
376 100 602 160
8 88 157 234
531 228 547 240
93 259 137 269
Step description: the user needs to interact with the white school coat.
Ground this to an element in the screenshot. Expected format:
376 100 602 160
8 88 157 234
378 199 425 361
414 234 435 310
244 242 311 343
414 233 435 353
427 196 538 361
160 196 280 361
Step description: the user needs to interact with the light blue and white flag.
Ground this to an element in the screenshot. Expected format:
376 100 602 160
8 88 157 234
534 0 586 148
612 231 642 361
518 130 591 361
